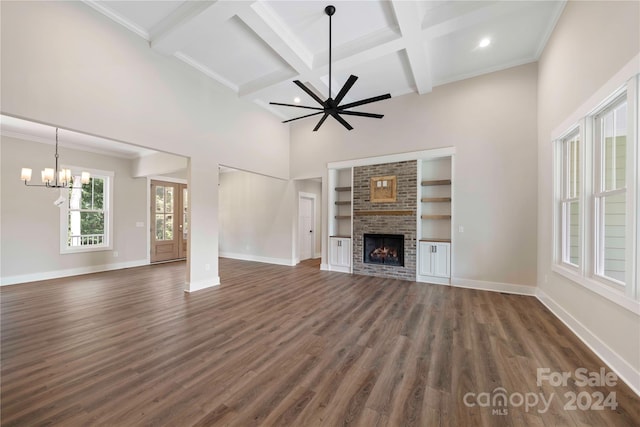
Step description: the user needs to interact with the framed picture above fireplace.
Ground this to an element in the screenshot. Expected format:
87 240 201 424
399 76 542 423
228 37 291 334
370 175 397 203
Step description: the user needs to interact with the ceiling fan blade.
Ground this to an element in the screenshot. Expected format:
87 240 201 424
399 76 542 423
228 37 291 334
313 113 329 131
270 102 324 111
294 80 327 107
334 75 358 105
339 111 384 119
282 111 324 124
330 112 353 131
338 93 391 110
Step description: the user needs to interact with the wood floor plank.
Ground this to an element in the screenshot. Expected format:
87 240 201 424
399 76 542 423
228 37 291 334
1 258 638 426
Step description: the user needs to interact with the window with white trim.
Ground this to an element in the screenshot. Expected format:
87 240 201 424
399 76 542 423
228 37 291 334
60 167 113 253
594 97 627 285
559 129 581 268
553 74 638 307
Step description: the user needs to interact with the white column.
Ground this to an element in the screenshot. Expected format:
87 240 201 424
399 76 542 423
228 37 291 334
185 157 220 292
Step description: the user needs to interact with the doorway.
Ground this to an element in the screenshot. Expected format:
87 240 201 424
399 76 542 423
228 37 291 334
151 180 188 263
298 193 316 261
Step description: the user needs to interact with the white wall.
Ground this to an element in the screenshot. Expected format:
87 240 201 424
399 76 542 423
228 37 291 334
1 135 147 283
133 152 188 178
537 1 639 383
291 63 539 288
219 170 296 266
0 1 290 289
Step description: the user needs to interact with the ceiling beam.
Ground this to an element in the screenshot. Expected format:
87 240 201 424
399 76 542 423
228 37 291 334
236 3 316 99
391 0 432 95
150 1 243 55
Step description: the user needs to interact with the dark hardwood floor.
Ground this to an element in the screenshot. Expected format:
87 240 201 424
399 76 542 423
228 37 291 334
1 258 638 426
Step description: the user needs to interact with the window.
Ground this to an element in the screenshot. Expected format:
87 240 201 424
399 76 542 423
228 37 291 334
594 97 627 285
553 74 638 308
60 168 113 253
559 129 581 268
155 184 174 241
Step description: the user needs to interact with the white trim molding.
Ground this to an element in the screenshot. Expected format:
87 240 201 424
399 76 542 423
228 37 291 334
537 289 640 396
184 277 221 293
451 277 537 296
328 147 456 170
219 253 296 267
0 259 148 286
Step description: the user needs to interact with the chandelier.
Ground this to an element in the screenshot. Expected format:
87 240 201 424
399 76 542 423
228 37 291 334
20 128 90 188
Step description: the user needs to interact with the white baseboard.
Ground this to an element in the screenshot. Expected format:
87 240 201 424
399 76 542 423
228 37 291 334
417 275 450 285
0 259 149 286
184 277 220 293
219 252 296 267
451 277 537 296
320 263 331 271
536 289 640 396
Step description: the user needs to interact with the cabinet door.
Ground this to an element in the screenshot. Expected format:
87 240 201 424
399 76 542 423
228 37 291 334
338 238 351 267
329 238 340 266
329 237 351 267
419 241 435 276
433 243 451 278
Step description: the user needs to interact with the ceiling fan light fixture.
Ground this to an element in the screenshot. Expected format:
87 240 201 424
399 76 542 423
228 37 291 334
269 4 391 132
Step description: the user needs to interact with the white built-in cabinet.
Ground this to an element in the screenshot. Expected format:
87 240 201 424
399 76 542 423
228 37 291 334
328 168 353 273
419 241 451 278
417 157 453 284
329 237 351 272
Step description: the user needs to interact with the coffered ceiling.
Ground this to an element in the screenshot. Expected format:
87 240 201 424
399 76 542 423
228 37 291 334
85 1 565 122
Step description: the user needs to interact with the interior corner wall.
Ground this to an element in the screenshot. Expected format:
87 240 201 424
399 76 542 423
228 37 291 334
219 170 296 266
537 1 639 377
1 136 148 283
291 63 539 288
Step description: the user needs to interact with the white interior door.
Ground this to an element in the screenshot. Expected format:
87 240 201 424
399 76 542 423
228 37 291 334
299 196 314 260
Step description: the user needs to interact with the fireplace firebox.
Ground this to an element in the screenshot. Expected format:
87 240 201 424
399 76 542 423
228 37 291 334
363 234 404 266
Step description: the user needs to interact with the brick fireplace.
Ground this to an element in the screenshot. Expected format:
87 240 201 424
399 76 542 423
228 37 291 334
352 160 417 280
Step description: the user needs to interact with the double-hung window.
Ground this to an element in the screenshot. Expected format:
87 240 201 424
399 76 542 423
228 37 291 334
593 97 627 285
60 167 113 253
553 72 638 307
559 129 581 268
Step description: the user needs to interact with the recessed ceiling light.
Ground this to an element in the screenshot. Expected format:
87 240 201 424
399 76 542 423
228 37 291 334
479 38 491 48
294 97 301 104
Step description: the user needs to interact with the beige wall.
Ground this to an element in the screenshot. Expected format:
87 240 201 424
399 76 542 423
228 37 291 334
1 1 290 288
1 136 148 283
291 63 539 287
219 170 296 265
537 1 639 377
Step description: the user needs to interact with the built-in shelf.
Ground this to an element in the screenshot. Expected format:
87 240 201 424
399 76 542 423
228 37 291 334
421 197 451 203
330 235 351 239
354 210 414 216
420 238 451 243
421 214 452 220
421 179 451 186
335 201 351 205
335 186 352 192
335 215 352 220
